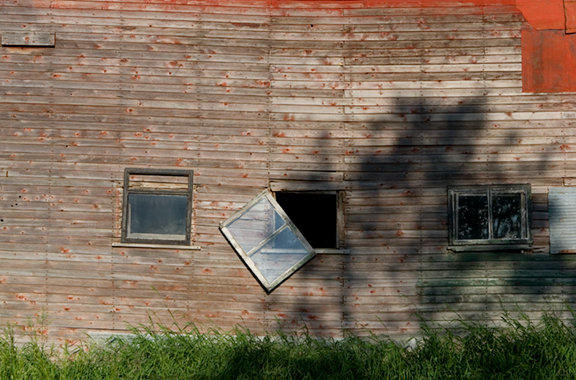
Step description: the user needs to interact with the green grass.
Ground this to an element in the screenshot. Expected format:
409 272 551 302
2 311 576 379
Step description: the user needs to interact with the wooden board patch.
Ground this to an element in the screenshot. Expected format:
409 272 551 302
2 32 55 47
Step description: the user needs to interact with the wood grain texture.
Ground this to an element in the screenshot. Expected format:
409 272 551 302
0 0 576 342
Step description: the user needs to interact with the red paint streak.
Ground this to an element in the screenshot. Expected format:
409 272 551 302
51 0 514 9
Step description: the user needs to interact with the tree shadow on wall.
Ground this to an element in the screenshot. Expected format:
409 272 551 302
265 130 347 337
341 95 571 335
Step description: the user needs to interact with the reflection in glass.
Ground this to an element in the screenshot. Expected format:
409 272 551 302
492 194 522 239
226 197 285 253
457 194 489 240
220 190 316 293
127 193 187 239
249 227 309 283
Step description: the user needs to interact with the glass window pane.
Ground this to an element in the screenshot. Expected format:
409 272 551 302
457 194 489 240
220 190 316 293
492 193 522 239
249 227 309 284
128 193 188 239
226 197 285 253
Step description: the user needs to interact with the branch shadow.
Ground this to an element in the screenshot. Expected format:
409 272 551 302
341 94 569 336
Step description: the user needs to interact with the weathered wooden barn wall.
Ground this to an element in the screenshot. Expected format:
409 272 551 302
1 0 576 342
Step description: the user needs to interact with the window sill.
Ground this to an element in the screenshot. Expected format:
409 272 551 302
315 249 350 255
112 243 201 250
448 244 531 252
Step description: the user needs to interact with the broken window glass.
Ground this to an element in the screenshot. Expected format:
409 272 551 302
457 194 489 240
219 190 315 293
492 193 522 239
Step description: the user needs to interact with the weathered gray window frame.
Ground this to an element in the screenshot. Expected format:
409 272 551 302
219 190 316 294
121 168 194 246
447 184 532 251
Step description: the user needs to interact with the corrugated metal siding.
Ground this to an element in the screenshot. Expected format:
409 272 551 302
548 187 576 254
1 1 576 342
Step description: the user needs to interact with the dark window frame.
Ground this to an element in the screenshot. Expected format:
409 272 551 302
447 184 532 251
121 168 194 246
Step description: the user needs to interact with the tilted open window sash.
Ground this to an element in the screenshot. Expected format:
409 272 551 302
219 190 315 294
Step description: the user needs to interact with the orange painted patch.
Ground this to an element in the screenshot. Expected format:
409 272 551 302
566 0 576 32
522 27 576 92
516 0 565 29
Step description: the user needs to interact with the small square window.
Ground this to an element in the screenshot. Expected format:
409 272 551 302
121 168 193 245
448 184 532 251
275 192 341 249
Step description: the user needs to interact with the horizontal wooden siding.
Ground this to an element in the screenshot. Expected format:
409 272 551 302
0 1 575 341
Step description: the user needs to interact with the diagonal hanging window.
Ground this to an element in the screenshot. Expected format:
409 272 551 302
219 190 315 293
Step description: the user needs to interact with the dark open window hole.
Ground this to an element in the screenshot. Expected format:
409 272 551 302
275 192 338 249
